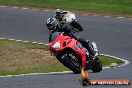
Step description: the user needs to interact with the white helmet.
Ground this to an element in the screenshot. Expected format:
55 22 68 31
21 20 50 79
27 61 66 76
55 9 63 14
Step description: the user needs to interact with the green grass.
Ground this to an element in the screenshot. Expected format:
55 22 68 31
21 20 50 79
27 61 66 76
0 0 132 16
0 39 123 76
99 55 122 67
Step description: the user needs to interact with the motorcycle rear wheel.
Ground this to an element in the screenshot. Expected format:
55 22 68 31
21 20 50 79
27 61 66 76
91 57 102 73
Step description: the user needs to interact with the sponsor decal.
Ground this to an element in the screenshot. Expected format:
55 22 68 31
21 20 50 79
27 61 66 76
90 80 131 85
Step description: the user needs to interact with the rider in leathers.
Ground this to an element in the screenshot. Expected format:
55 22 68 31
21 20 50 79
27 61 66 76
46 18 96 78
46 18 95 58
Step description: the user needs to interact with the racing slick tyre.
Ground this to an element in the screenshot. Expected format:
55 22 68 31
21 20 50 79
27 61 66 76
91 57 102 73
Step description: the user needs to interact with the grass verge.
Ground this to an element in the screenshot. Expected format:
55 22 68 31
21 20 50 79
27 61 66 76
0 0 132 17
0 39 123 76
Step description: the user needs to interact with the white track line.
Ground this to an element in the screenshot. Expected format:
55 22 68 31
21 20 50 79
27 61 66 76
0 71 73 78
32 42 38 44
38 43 45 45
12 7 18 9
45 44 49 45
8 39 15 41
117 17 125 19
0 38 6 40
100 54 130 68
15 40 22 42
23 41 30 43
22 8 28 10
0 6 6 7
0 37 130 78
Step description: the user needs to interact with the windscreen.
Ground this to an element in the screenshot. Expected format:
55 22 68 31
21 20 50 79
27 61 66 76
50 32 60 42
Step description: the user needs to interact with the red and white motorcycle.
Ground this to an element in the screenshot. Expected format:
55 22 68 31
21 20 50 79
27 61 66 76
49 32 102 74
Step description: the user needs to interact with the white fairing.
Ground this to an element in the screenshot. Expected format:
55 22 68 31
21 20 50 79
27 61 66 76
64 13 76 22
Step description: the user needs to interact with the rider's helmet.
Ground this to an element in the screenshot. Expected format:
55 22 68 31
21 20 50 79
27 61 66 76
55 9 63 15
46 18 59 33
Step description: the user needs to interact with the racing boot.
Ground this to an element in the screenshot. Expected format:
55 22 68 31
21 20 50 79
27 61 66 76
91 42 99 57
86 40 95 56
78 38 94 60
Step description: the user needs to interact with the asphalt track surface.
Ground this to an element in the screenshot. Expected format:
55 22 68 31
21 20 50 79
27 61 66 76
0 7 132 88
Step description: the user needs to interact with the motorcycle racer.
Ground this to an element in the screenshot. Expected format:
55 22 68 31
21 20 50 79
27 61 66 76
46 18 101 78
55 9 83 31
46 18 97 60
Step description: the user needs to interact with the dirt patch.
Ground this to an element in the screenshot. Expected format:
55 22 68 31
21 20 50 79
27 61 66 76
0 42 56 71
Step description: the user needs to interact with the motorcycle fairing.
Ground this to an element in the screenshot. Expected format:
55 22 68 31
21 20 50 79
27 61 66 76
49 33 87 68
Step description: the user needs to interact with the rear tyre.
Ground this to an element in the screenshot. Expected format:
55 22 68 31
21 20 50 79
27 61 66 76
91 57 102 73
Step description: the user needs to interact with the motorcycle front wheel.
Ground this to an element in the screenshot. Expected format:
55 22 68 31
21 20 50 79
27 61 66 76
57 50 82 74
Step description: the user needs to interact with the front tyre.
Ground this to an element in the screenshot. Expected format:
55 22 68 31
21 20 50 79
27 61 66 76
91 57 102 73
57 50 82 74
65 52 82 74
71 21 83 31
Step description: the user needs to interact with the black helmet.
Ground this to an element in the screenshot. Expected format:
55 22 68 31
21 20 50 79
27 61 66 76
46 18 58 32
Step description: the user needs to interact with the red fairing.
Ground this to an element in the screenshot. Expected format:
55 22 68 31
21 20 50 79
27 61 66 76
49 33 87 68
